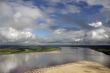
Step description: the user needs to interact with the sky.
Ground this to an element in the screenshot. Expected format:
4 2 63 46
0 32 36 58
0 0 110 45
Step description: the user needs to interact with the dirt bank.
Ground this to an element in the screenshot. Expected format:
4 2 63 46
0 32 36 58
23 61 110 73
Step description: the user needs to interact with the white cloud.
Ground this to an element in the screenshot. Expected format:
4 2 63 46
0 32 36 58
85 21 110 43
87 29 109 41
0 0 51 45
52 29 85 43
54 29 66 34
0 27 35 42
0 0 110 45
0 0 52 29
88 22 103 28
51 21 110 44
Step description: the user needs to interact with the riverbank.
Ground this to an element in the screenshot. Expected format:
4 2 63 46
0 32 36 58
23 61 110 73
0 47 60 55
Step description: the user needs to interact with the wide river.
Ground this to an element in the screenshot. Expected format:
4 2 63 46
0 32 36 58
0 47 110 73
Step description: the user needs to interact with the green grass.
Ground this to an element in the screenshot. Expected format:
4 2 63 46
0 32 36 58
0 47 61 55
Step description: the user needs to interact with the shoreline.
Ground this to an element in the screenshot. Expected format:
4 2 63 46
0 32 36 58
23 61 110 73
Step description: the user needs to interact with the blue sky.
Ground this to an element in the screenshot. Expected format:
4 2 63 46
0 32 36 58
0 0 110 45
31 0 104 34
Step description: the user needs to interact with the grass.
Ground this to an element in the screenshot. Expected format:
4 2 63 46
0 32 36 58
0 47 61 55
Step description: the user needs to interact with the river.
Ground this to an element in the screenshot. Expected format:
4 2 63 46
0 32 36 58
0 47 110 73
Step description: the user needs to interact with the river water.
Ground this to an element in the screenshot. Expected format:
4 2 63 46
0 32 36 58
0 47 110 73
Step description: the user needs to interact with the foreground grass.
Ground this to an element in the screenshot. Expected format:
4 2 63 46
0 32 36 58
0 47 60 55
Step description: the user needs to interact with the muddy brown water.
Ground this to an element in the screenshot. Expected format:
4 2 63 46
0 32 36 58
0 47 110 73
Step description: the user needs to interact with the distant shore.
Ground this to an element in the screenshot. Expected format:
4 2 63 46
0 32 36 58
0 47 60 55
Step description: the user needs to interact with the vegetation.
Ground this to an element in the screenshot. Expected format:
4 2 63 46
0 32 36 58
0 46 110 55
0 47 61 55
92 48 110 55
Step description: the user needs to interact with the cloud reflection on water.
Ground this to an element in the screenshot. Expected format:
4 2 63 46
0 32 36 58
0 47 109 73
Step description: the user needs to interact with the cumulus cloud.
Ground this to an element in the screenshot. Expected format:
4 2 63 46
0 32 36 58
85 22 110 44
88 22 103 28
0 0 52 45
0 0 110 45
52 29 85 43
0 0 46 30
0 27 35 42
87 29 109 41
50 21 110 44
